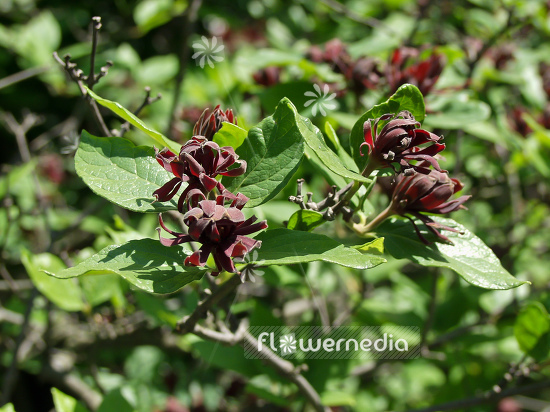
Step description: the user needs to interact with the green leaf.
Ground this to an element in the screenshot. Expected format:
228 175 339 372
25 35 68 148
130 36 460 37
45 239 206 294
377 217 528 290
252 228 386 269
21 250 85 312
325 121 359 172
321 391 356 407
0 159 37 199
51 388 90 412
287 210 325 231
350 84 426 170
137 54 178 85
75 131 178 213
0 403 16 412
514 302 550 360
353 237 385 255
134 0 182 33
84 86 179 151
423 96 491 129
223 98 305 207
297 114 372 183
213 122 248 150
97 389 134 412
80 274 124 307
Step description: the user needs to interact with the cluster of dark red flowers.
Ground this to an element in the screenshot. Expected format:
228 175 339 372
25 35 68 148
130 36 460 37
153 107 267 277
306 40 444 98
361 111 445 173
386 47 445 96
362 111 470 243
157 191 267 276
307 39 383 96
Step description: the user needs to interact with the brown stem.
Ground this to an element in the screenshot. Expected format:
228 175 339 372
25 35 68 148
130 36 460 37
404 380 550 412
355 205 394 235
87 17 102 90
420 271 439 353
0 289 38 406
332 161 377 216
0 66 49 90
176 274 241 334
167 0 203 137
318 0 394 34
241 332 330 412
52 51 111 137
462 8 515 89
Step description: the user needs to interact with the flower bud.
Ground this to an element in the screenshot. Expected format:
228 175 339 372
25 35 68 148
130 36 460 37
153 136 246 212
361 111 445 172
390 169 470 243
193 105 237 141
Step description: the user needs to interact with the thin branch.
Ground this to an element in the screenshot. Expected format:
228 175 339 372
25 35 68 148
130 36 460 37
426 309 509 349
2 111 42 163
192 320 248 345
241 331 330 412
404 380 550 412
288 178 354 221
113 87 162 137
176 274 241 334
39 363 102 411
190 318 329 412
319 0 395 34
87 17 101 90
420 271 439 353
462 7 516 89
332 279 370 327
53 16 113 137
0 66 49 90
0 288 38 406
53 52 111 137
404 0 431 47
167 0 203 137
1 112 52 248
0 306 24 325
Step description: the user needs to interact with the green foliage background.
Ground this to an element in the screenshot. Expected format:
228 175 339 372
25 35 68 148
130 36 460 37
1 0 549 411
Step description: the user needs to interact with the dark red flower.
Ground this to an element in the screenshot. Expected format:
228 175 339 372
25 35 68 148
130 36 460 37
193 105 237 141
361 111 445 172
508 107 532 137
153 136 246 211
252 66 282 87
390 169 470 244
308 39 353 78
540 62 550 99
352 57 383 92
157 192 267 276
307 39 382 94
387 47 445 96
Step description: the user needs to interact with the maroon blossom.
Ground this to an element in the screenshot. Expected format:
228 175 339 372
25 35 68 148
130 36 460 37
153 136 246 212
386 47 445 96
252 66 282 87
157 192 268 277
389 169 470 244
193 105 237 141
307 39 382 94
360 111 445 172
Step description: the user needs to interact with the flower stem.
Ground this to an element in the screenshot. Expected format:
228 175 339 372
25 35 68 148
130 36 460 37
354 205 395 235
335 161 378 215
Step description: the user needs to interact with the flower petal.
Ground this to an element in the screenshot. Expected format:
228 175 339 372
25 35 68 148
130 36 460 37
153 177 182 202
